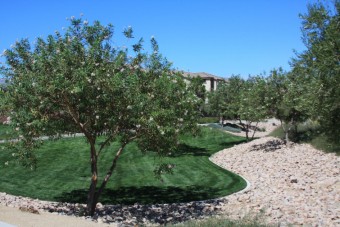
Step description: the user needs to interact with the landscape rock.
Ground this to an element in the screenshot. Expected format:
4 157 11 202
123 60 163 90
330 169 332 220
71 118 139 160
210 136 339 226
0 192 223 225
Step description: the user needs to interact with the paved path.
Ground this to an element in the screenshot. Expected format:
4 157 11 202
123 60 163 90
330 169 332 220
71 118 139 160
0 205 116 227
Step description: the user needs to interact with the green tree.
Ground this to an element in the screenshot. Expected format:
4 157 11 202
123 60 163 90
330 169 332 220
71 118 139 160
293 1 340 143
223 75 245 121
0 85 6 121
208 75 244 121
188 76 206 115
265 68 310 143
206 82 227 118
208 75 268 140
1 18 200 215
238 76 268 140
265 68 286 119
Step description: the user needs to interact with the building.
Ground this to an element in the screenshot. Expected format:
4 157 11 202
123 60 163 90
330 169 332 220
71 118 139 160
182 72 226 92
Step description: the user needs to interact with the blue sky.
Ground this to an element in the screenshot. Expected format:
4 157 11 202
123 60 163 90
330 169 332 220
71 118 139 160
1 0 316 78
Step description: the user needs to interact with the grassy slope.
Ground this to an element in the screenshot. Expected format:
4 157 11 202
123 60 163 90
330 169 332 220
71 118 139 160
0 127 247 204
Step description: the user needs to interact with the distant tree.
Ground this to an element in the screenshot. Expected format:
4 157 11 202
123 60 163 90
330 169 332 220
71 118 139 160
293 0 340 143
208 75 268 140
190 77 206 100
265 68 310 143
189 76 206 115
206 82 227 118
207 75 244 122
222 75 245 121
1 18 200 215
238 76 268 140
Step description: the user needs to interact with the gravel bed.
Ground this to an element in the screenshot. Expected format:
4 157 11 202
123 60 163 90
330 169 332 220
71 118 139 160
211 137 340 226
0 192 226 226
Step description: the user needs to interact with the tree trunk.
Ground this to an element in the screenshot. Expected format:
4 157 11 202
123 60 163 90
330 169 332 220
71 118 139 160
281 119 289 144
285 130 289 144
245 123 249 141
238 119 250 141
96 145 126 201
251 121 259 139
87 142 98 216
86 143 127 216
219 115 224 127
281 119 293 144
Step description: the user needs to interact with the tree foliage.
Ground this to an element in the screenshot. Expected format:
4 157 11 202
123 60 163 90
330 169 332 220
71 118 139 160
208 75 268 140
265 68 310 143
238 76 268 140
1 18 200 215
188 76 206 115
292 0 340 143
208 75 244 119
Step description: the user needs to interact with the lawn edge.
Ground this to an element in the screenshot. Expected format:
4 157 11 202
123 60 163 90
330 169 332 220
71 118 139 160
208 156 250 198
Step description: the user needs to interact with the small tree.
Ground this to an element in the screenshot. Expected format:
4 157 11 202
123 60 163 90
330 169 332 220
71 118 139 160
1 18 200 215
238 76 268 140
206 82 227 119
208 75 267 140
189 76 206 115
208 75 244 122
265 68 310 143
222 75 245 121
293 1 340 143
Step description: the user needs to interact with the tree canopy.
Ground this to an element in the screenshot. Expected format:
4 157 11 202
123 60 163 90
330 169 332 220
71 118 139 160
208 75 268 140
292 0 340 143
1 18 201 215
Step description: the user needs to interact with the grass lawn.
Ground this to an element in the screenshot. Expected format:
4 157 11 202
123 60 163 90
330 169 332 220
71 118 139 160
0 127 247 205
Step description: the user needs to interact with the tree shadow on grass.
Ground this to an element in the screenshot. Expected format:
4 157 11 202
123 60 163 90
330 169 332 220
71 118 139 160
218 140 247 149
170 144 209 157
55 185 235 205
170 140 246 158
224 122 243 130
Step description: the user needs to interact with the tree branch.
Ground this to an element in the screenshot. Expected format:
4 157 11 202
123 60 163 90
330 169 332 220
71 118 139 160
96 134 138 198
95 143 126 199
251 121 259 139
97 125 120 157
62 93 94 142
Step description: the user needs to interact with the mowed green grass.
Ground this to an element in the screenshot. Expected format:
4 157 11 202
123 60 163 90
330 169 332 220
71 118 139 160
0 127 247 204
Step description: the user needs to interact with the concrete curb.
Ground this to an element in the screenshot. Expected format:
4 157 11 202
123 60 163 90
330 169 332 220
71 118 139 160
208 155 251 198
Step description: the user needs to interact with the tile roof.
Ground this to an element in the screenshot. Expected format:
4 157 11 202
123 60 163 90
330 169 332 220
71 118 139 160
181 72 226 81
